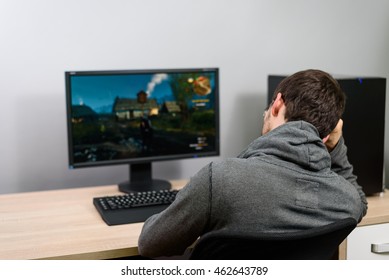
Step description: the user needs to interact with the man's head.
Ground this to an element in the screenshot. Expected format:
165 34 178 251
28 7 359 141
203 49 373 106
262 69 345 140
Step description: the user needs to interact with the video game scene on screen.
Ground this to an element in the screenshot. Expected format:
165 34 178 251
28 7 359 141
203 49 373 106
69 72 217 164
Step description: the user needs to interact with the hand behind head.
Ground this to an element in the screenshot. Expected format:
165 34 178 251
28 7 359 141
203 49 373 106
324 119 343 152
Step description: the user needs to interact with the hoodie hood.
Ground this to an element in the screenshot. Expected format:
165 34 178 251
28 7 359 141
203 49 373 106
238 121 331 172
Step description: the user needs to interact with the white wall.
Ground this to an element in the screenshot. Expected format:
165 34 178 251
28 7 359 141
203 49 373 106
1 0 389 194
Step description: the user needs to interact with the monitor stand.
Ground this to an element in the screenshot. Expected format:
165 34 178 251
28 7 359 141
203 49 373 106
118 162 171 193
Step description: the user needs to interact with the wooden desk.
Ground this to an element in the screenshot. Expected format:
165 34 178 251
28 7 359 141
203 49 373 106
0 180 187 260
357 191 389 227
339 190 389 259
1 182 388 260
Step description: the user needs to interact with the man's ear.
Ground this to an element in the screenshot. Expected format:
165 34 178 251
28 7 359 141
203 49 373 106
322 134 330 143
271 93 284 116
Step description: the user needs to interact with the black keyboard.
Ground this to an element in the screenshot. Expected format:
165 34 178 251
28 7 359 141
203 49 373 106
93 189 178 226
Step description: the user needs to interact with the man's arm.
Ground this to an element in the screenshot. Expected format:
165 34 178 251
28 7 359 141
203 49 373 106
325 119 368 221
138 164 211 258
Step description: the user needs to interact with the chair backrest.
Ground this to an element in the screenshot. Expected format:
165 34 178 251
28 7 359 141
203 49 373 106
189 218 357 260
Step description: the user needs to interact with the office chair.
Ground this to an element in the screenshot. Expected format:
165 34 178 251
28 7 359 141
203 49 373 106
189 218 357 260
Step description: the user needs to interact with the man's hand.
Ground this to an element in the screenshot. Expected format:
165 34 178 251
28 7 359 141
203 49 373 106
325 119 343 152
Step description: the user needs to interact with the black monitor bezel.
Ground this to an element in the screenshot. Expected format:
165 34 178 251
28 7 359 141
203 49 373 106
65 67 220 170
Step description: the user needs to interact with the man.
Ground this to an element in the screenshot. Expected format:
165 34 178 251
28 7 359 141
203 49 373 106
138 69 368 258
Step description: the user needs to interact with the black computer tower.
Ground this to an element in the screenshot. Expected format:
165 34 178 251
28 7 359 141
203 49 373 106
268 75 386 195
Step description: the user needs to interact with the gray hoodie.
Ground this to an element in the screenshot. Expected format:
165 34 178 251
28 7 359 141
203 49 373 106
138 121 367 258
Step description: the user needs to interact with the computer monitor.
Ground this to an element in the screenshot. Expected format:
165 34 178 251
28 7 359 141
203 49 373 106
65 68 219 193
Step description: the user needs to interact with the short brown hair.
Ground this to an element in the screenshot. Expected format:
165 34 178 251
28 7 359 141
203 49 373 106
271 69 345 138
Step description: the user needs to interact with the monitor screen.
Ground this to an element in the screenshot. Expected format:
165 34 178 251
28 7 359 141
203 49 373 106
65 68 219 192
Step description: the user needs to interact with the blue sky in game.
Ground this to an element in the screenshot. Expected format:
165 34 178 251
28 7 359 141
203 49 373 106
69 71 216 113
70 73 173 113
